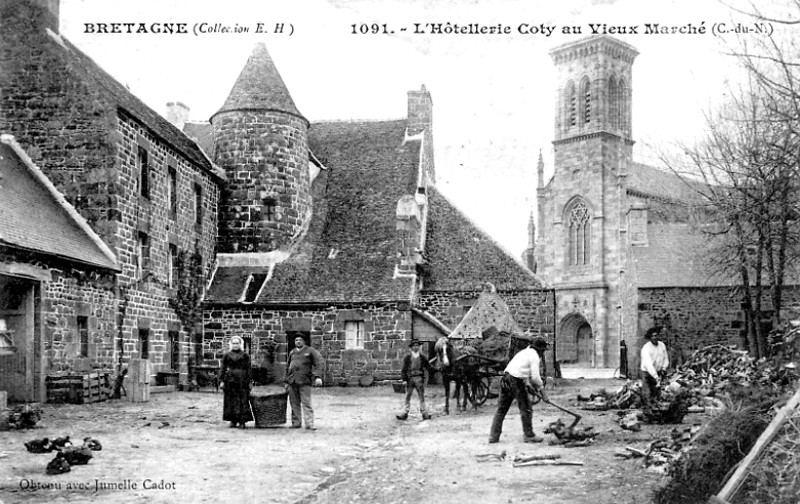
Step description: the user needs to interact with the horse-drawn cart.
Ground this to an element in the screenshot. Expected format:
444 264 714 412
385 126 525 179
451 352 505 407
435 331 532 412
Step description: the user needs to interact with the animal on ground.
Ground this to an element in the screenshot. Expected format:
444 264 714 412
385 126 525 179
24 438 53 453
433 337 479 414
62 445 93 465
45 452 70 475
51 436 72 449
83 437 102 451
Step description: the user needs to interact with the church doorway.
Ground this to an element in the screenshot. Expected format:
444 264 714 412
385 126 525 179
576 323 593 364
558 313 594 366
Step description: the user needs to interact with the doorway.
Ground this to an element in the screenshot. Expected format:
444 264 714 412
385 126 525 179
0 275 40 402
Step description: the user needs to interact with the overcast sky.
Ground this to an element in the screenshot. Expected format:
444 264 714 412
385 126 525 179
59 0 780 257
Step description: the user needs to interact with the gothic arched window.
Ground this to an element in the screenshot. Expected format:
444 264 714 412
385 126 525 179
566 200 591 266
618 78 628 131
608 77 619 129
566 81 577 129
580 77 591 125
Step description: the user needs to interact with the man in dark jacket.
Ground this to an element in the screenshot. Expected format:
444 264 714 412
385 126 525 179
397 339 433 421
285 335 323 430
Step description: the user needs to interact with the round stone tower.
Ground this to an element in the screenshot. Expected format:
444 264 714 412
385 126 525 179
211 43 311 253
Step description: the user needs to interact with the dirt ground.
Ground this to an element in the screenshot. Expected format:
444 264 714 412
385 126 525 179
0 378 696 504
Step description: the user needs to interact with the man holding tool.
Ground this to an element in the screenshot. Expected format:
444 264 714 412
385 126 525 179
488 337 550 444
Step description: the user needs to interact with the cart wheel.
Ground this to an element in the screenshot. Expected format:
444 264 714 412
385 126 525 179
472 377 490 406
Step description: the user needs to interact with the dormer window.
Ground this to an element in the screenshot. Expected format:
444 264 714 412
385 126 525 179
242 273 268 303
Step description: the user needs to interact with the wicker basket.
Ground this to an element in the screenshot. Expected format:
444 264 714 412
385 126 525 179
249 387 288 428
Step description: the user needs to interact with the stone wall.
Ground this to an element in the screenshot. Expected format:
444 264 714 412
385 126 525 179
115 114 219 378
0 249 117 374
213 110 311 253
203 303 412 384
0 0 120 249
43 269 117 372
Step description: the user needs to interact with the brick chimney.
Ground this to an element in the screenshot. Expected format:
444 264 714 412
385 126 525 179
166 102 190 131
407 85 432 136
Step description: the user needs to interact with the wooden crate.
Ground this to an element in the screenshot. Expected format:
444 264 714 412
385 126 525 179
46 373 112 404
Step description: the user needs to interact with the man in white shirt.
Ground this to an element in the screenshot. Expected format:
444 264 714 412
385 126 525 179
488 338 550 444
640 327 670 417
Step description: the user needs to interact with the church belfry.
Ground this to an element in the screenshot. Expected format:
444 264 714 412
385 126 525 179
550 36 637 142
536 35 639 369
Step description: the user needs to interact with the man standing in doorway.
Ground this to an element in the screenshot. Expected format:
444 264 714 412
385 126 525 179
488 338 550 444
640 327 670 419
285 334 323 430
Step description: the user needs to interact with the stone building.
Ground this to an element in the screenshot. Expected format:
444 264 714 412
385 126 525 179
1 0 223 398
197 46 554 383
0 135 119 402
1 0 554 395
534 35 800 371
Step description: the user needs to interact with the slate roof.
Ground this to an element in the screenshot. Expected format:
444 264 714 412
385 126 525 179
211 43 308 125
183 122 215 159
50 33 225 181
627 162 705 203
0 135 119 271
422 188 546 291
631 223 735 288
205 120 419 304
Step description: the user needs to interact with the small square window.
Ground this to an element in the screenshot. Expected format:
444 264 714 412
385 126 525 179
345 321 365 349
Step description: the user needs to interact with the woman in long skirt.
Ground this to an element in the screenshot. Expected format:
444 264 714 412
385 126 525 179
220 336 253 428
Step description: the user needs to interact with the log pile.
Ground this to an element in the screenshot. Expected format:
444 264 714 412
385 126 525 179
544 418 598 447
615 425 703 473
578 340 798 418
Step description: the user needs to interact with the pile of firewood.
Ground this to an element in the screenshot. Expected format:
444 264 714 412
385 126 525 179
615 425 702 473
544 418 598 447
578 340 798 417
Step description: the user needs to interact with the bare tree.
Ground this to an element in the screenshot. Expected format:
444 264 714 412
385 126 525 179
661 80 799 358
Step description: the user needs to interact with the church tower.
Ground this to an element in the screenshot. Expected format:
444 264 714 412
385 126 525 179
211 43 311 253
539 36 638 368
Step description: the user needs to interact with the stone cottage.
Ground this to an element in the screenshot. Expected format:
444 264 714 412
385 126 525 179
0 135 119 402
1 0 223 399
1 0 555 395
196 45 554 383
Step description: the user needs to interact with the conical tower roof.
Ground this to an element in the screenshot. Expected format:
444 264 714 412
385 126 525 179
211 43 308 125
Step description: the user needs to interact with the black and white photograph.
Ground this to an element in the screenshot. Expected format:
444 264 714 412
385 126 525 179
1 0 799 502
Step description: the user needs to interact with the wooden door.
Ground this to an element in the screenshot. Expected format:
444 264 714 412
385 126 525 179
0 280 35 402
576 322 593 365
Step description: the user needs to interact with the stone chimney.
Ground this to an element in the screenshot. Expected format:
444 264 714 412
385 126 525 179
166 102 190 131
395 195 422 276
34 0 59 32
407 85 432 136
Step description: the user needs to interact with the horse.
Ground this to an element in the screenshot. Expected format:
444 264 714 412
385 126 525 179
433 337 478 414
